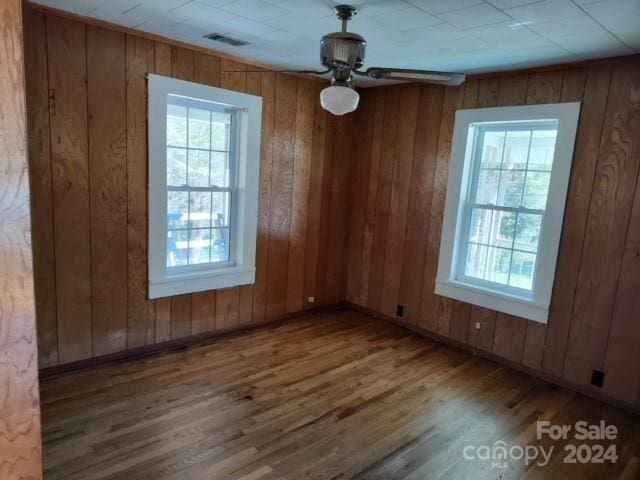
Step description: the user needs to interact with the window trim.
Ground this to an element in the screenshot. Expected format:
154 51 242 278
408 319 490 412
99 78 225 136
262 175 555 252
148 74 262 299
436 102 581 323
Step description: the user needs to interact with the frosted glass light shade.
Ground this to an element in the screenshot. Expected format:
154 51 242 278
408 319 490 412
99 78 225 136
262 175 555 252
320 85 359 116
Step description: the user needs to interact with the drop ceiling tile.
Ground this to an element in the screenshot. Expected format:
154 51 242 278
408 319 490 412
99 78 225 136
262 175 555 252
438 3 510 29
353 1 412 17
173 1 277 35
504 0 585 24
220 0 289 21
406 0 483 15
528 14 604 39
553 30 634 58
486 0 542 8
402 22 469 42
373 7 443 30
581 0 640 35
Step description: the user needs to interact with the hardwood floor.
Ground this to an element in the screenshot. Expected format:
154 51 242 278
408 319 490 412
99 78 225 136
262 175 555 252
40 309 640 480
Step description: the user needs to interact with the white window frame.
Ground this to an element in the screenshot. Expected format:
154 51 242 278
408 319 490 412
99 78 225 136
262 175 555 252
148 74 262 299
436 103 581 323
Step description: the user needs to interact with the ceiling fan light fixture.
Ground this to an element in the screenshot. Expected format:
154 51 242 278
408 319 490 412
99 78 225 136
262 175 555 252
320 84 359 116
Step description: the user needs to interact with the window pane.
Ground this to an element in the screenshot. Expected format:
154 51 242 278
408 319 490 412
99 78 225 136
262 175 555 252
187 149 209 187
485 246 511 285
212 112 232 150
469 208 492 244
189 228 212 265
480 131 504 168
523 171 551 209
503 130 530 170
212 192 230 227
475 169 500 205
167 104 187 147
167 229 188 267
509 251 536 290
211 227 230 262
464 242 487 279
210 151 230 188
188 108 211 149
167 191 188 229
497 170 525 207
189 191 212 229
488 210 515 249
528 129 557 171
167 147 186 186
514 213 542 253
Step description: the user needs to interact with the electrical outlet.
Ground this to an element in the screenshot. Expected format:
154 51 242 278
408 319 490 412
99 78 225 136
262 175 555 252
591 370 605 388
475 322 481 330
308 296 315 303
396 305 404 317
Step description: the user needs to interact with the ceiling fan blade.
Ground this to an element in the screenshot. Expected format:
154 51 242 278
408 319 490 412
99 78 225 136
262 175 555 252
363 67 466 86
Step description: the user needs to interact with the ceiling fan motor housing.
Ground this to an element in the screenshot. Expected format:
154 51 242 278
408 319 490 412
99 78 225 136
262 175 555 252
320 32 366 71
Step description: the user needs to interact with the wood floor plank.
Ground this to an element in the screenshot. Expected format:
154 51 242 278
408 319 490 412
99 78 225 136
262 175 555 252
41 310 640 480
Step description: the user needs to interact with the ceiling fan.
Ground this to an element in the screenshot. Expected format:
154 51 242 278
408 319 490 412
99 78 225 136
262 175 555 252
292 4 466 115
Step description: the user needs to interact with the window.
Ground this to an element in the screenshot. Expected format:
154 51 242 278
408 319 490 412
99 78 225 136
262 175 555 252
148 74 262 299
436 103 580 323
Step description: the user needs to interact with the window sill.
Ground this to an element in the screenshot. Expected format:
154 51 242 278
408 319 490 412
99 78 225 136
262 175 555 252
149 266 255 299
435 278 549 323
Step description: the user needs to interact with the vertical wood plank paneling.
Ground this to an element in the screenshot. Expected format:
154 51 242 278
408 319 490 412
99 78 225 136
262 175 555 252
398 86 444 326
563 59 640 386
126 35 155 348
542 65 609 377
449 301 471 344
324 114 355 304
221 59 247 93
468 307 496 352
47 14 93 363
266 74 297 319
314 114 336 305
0 0 43 476
493 313 527 363
367 88 400 312
87 26 128 356
358 90 386 307
345 90 375 303
602 168 640 404
171 46 194 81
170 294 192 339
215 288 240 329
418 86 462 333
523 321 547 370
285 79 314 313
303 84 328 309
380 86 420 318
194 52 220 87
191 291 216 335
24 8 58 367
252 72 276 323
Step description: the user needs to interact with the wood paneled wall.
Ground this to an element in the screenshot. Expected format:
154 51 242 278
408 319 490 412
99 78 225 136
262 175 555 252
346 55 640 409
24 7 354 368
0 0 43 477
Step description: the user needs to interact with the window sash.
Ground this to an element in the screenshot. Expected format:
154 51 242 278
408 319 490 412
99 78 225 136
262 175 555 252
164 99 240 273
456 123 556 297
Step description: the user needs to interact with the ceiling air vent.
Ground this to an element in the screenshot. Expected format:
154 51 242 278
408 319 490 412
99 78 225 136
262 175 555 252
203 33 250 47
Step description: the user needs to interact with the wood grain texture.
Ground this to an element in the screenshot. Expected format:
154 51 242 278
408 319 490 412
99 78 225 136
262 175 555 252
345 56 640 410
0 0 43 477
126 35 155 349
46 14 93 364
23 7 58 368
25 9 347 367
87 25 128 356
39 311 640 480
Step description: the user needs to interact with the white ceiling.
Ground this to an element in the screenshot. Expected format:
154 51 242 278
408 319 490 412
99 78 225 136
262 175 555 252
32 0 639 82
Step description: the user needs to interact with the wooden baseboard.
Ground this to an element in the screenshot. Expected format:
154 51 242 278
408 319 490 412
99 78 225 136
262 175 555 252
347 302 640 416
39 303 347 379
